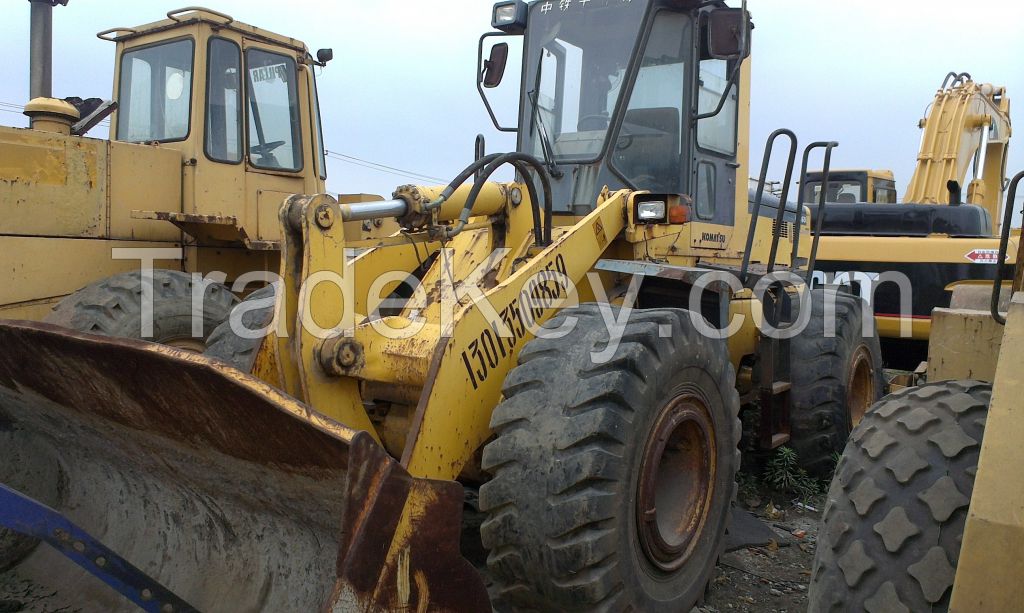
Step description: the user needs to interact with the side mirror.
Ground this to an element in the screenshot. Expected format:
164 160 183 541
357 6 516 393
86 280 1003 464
707 8 750 60
481 42 509 89
316 48 334 65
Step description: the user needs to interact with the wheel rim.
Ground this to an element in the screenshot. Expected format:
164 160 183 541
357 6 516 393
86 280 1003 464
636 393 717 573
847 345 874 428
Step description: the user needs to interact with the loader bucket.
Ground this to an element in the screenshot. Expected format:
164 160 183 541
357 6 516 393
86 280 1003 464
0 321 488 612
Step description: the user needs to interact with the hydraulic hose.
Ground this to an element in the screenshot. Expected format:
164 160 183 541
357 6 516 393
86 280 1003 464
444 153 552 245
425 154 503 211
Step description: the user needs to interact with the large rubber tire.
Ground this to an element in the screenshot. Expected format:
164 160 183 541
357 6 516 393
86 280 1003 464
204 284 278 372
46 270 237 351
790 288 884 475
809 381 990 612
479 305 741 611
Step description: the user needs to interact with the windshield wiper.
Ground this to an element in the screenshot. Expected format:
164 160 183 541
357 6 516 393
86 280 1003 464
527 88 563 179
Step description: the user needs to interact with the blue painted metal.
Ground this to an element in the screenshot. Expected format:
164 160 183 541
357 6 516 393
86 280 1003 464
0 483 198 612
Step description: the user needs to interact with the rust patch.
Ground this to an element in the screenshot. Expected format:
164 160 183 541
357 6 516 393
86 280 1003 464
329 433 490 612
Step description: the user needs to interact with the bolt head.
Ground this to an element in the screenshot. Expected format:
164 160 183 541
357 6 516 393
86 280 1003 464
315 204 336 229
337 344 359 368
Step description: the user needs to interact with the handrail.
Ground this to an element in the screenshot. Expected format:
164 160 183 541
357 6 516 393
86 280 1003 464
740 129 798 282
167 6 234 24
799 141 840 286
992 170 1024 325
96 27 138 41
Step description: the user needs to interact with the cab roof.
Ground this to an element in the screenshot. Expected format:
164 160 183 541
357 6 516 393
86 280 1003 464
99 7 309 55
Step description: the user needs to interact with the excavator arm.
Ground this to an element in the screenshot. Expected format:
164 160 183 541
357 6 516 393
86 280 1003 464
905 72 1012 220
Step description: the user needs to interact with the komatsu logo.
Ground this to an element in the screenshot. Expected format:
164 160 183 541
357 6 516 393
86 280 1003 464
700 232 727 244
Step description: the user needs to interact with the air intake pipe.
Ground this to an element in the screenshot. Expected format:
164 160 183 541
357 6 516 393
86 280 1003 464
29 0 69 100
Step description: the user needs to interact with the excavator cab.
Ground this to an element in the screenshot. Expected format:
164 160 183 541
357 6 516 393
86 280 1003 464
803 169 898 204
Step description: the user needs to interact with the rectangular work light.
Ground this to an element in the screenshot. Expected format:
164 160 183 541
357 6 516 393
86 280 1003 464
492 1 528 34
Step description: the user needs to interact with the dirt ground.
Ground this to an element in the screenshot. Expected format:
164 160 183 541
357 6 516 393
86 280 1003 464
698 497 825 613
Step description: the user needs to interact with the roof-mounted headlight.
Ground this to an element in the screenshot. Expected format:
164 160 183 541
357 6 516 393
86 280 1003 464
492 1 528 34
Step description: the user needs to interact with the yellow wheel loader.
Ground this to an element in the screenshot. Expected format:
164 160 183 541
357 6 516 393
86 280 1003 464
810 170 1024 612
807 72 1014 369
0 1 882 611
1 4 394 350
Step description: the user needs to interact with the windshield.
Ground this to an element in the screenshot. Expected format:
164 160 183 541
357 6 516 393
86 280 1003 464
804 180 865 204
521 0 648 162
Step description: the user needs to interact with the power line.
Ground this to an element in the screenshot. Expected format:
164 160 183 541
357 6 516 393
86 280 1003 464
325 150 445 184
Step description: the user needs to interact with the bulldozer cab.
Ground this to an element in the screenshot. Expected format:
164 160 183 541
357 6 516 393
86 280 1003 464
104 7 328 245
481 0 764 257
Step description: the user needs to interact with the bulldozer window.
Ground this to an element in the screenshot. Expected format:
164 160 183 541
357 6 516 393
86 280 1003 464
612 11 692 193
522 0 646 163
205 38 242 164
245 48 302 172
116 38 194 143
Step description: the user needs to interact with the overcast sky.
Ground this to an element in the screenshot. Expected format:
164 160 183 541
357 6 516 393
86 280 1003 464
2 0 1021 220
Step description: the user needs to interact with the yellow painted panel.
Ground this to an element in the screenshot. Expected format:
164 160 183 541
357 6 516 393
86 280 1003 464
109 141 183 241
951 293 1024 610
257 188 298 242
926 309 1004 382
0 299 60 322
0 236 182 307
0 126 106 237
816 235 1018 265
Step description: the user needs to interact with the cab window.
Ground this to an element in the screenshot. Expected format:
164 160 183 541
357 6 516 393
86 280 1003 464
205 38 242 163
696 58 737 155
614 12 692 193
116 39 194 143
246 49 302 171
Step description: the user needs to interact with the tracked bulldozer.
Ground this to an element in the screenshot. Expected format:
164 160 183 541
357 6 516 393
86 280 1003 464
1 1 883 611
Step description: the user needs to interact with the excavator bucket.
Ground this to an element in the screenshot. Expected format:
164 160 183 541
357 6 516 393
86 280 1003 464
0 321 488 612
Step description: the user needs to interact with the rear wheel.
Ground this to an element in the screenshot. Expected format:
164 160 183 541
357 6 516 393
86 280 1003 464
479 305 741 611
46 270 236 351
810 381 989 612
790 289 884 475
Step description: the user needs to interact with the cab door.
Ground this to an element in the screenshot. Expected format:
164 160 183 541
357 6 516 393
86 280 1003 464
690 50 740 249
240 40 318 244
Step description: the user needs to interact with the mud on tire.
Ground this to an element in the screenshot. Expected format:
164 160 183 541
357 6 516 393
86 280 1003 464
809 381 990 612
790 288 884 475
479 304 741 611
46 270 237 350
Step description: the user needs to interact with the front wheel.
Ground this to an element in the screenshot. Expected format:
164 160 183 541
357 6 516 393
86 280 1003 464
479 305 741 611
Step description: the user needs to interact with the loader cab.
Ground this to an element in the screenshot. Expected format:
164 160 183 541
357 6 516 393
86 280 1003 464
105 8 329 246
481 0 753 254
